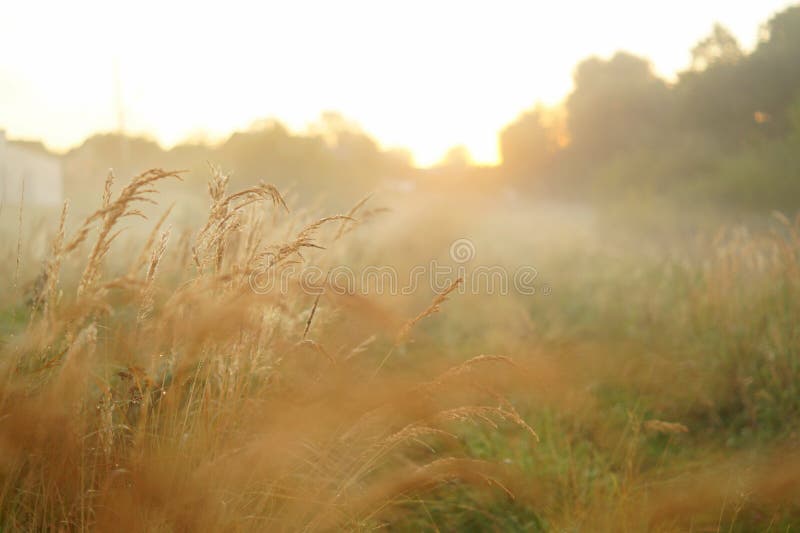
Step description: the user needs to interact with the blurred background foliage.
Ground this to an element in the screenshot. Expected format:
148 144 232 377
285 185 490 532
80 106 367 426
59 7 800 216
501 6 800 211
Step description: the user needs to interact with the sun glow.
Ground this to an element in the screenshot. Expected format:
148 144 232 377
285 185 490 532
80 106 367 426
0 0 793 166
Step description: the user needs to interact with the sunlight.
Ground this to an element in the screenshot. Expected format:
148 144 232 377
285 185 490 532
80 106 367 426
1 0 793 165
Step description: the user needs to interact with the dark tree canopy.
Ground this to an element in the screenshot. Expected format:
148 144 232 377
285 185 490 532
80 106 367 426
565 52 672 159
499 106 557 175
498 5 800 209
749 6 800 134
691 23 743 71
63 114 413 206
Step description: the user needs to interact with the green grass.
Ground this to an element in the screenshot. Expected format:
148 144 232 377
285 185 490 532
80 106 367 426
408 214 800 529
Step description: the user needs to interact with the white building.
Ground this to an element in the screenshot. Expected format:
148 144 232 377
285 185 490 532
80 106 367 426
0 130 63 206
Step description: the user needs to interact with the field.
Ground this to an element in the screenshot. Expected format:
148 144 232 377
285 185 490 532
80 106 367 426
1 167 799 532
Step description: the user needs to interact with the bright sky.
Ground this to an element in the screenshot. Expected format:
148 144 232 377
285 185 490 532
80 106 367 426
0 0 795 166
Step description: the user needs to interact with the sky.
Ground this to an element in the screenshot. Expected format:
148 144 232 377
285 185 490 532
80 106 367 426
0 0 796 166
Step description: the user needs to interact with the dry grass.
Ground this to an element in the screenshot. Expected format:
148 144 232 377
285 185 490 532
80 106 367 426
0 168 538 532
2 167 800 531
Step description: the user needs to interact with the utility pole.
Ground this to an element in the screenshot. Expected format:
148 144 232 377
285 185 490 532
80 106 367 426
113 58 129 173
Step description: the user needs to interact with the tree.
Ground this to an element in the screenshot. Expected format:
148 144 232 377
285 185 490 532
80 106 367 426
676 25 756 148
565 52 672 160
439 145 472 168
499 105 558 177
690 23 743 71
749 6 800 135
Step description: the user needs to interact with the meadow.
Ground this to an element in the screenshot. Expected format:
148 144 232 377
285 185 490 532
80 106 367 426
0 167 799 532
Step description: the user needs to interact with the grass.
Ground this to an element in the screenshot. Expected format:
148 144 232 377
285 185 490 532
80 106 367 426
0 168 540 531
1 167 799 531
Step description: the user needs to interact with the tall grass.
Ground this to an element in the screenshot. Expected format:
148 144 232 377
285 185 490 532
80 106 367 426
2 167 800 531
0 168 536 531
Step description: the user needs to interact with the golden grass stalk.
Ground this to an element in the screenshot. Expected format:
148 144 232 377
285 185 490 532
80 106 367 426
73 169 183 298
0 167 546 531
643 419 689 435
395 277 463 346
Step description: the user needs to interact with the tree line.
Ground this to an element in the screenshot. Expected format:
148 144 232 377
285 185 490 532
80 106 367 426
62 112 414 208
500 5 800 210
62 5 800 211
